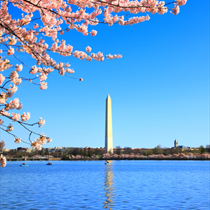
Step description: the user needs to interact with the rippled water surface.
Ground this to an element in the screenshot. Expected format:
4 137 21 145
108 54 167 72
0 160 209 209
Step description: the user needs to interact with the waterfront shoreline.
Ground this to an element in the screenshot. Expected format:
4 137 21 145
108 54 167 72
6 158 210 161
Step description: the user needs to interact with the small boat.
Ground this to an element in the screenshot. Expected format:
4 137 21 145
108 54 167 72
46 162 53 165
105 161 109 164
20 163 28 167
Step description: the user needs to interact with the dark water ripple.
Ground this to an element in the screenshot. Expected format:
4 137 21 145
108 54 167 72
0 160 209 209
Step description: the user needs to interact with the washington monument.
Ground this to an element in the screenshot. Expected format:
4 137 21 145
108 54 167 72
105 95 113 153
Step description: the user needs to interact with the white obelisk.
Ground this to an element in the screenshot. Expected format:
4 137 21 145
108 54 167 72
105 95 113 153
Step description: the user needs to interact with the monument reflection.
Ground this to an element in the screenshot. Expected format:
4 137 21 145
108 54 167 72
103 161 115 209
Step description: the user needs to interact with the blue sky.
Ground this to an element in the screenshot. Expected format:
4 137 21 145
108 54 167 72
1 1 209 149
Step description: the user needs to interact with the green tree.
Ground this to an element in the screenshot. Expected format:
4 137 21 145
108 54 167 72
146 150 153 156
124 147 132 154
153 145 163 154
93 148 104 156
88 148 93 157
82 150 87 157
45 149 49 156
72 148 79 156
67 148 73 155
41 149 45 156
62 153 69 160
206 148 210 154
78 148 83 155
173 147 182 154
115 146 121 155
163 149 172 156
199 146 206 154
16 153 23 158
33 150 38 155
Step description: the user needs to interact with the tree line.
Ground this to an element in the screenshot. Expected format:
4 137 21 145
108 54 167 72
2 145 209 159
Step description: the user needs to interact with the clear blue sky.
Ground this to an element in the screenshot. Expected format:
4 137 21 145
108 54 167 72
1 1 209 149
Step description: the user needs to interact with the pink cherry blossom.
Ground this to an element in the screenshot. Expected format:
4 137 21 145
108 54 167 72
0 140 5 149
16 64 23 72
90 30 97 36
107 54 113 59
33 136 47 150
21 112 30 121
7 47 15 55
39 73 47 81
0 93 6 104
0 109 10 117
6 124 14 132
8 85 18 94
31 142 37 147
10 71 19 84
14 78 22 85
16 102 23 110
0 154 6 167
176 0 187 6
33 23 39 29
66 69 75 73
14 138 21 143
40 82 47 90
37 136 47 145
0 74 5 85
38 118 45 127
36 143 42 150
8 98 20 109
30 66 38 74
171 5 180 15
86 46 92 53
9 37 17 45
47 138 52 143
12 113 20 121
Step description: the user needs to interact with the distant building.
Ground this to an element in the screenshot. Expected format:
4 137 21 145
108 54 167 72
206 145 210 149
26 148 33 153
174 139 178 148
56 147 63 150
10 149 17 152
17 147 27 152
2 148 10 152
49 149 56 152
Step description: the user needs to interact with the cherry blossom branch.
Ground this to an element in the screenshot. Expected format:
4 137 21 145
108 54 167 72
0 17 41 38
0 111 39 127
93 0 175 9
0 126 30 145
0 41 31 69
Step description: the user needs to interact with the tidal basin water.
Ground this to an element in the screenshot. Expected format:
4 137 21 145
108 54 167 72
0 161 209 210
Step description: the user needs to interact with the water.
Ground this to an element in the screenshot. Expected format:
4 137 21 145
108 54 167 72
0 160 209 209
